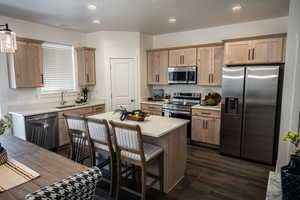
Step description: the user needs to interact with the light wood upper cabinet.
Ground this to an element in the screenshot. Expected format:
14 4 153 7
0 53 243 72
76 47 96 86
224 36 286 65
252 38 284 63
8 38 44 88
224 41 251 65
197 46 224 86
147 50 168 85
169 48 196 67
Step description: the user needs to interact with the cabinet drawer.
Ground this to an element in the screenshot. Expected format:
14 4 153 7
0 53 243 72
58 106 93 119
141 104 162 112
92 104 105 114
192 108 220 118
143 110 162 116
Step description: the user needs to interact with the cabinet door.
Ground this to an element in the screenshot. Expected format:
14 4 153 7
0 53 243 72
85 49 96 85
158 50 169 84
169 50 182 66
224 41 251 65
183 48 197 66
14 41 43 88
27 42 43 87
252 38 284 63
207 117 221 145
147 51 155 84
211 46 224 86
191 116 208 142
197 47 212 85
14 41 28 87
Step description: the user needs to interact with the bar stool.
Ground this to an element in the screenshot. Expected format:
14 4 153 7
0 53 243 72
63 114 93 166
110 121 164 200
86 118 116 196
28 121 49 148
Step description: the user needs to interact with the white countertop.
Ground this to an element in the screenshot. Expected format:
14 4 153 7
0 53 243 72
192 104 221 111
8 100 105 116
89 112 189 138
140 100 166 106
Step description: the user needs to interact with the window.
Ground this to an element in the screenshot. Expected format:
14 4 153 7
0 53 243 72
41 43 76 93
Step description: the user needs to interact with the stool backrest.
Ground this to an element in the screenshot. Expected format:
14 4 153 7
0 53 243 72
87 118 114 156
63 114 93 165
110 121 146 162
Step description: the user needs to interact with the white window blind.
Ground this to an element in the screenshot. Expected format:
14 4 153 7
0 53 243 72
41 43 75 93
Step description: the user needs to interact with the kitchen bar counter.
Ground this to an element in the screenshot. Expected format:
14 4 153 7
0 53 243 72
89 112 188 193
8 99 105 116
89 112 189 138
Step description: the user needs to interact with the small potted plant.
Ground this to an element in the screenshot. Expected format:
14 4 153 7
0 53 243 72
281 131 300 199
0 115 12 165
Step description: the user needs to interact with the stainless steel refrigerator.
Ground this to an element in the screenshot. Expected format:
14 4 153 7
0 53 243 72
220 65 282 165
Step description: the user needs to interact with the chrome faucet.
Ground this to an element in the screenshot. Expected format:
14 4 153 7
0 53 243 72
60 91 67 105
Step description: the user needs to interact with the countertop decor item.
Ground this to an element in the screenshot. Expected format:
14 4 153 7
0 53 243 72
281 131 300 200
201 92 221 106
0 24 17 53
114 107 149 121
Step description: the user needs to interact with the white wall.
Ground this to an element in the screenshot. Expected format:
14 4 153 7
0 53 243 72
86 31 141 111
153 17 288 48
0 16 86 116
276 0 300 170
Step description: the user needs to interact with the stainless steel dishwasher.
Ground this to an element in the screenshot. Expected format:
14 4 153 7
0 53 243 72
25 113 58 149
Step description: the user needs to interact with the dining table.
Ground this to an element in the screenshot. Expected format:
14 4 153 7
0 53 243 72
0 135 87 200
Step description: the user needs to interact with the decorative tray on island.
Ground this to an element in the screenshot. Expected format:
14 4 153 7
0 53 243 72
114 107 150 122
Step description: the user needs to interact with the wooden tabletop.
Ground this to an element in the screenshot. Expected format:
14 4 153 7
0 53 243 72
0 135 87 199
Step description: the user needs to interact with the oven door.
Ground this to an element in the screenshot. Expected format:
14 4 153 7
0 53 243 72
164 110 192 143
168 68 188 84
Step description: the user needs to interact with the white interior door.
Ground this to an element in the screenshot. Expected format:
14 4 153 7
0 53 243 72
110 58 137 111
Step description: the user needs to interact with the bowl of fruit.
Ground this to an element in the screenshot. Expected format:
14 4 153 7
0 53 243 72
127 110 150 121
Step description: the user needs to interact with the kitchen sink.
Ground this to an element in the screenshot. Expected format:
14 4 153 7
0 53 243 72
55 104 76 109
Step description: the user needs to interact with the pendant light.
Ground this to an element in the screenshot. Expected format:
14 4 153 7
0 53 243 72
0 24 17 53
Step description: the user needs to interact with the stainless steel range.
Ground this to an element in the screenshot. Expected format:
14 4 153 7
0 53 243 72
162 92 201 143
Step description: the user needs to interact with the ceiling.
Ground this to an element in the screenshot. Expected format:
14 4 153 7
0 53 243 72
0 0 289 34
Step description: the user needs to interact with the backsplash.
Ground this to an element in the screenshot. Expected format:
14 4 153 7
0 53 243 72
152 85 222 99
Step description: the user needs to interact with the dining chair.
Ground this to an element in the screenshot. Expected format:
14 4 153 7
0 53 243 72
110 121 164 200
86 118 116 196
63 114 94 166
27 121 49 148
25 166 101 200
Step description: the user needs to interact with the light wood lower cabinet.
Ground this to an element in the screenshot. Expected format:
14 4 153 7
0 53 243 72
141 103 162 116
58 104 105 146
192 109 220 145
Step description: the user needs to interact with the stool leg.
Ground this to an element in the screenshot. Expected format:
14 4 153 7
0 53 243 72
141 165 147 200
109 157 116 197
116 157 121 200
159 153 164 192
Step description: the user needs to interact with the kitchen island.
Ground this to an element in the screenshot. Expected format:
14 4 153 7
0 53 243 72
89 112 189 193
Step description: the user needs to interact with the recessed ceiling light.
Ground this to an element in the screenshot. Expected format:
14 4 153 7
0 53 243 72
232 4 242 11
168 18 177 23
92 19 101 24
88 4 97 10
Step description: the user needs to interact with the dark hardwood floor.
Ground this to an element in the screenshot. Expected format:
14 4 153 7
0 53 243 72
59 145 274 200
95 145 274 200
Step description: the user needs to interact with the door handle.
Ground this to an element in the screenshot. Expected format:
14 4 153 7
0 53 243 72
157 75 160 82
248 49 251 60
211 74 214 83
183 55 185 64
252 48 255 60
203 120 205 129
131 99 135 103
86 74 89 82
41 74 44 84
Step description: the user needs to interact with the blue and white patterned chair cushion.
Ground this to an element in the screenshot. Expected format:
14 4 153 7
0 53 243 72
25 167 102 200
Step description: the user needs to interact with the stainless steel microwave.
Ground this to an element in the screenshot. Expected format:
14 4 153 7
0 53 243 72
168 66 197 84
